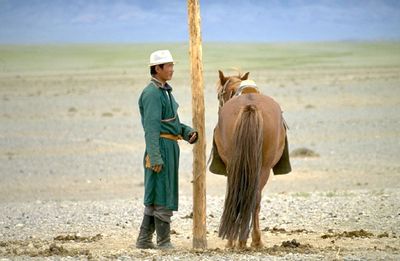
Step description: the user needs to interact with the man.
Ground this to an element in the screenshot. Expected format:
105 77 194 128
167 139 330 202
136 50 198 249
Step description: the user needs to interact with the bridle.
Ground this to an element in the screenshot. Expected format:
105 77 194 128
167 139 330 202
218 78 241 108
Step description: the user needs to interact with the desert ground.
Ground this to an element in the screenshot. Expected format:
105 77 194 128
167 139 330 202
0 42 399 260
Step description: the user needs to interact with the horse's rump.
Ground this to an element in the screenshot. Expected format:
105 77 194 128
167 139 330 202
214 94 287 169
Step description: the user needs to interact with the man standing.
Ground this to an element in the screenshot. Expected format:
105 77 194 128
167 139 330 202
136 50 198 249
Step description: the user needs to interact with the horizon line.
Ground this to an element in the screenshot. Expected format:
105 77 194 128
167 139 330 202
1 39 400 46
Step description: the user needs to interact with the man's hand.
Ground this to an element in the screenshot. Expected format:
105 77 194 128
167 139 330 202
188 132 198 144
152 164 163 173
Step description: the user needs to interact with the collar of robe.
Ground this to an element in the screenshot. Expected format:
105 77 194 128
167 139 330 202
151 77 172 91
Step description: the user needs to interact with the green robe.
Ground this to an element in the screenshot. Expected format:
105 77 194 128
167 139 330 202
138 80 194 211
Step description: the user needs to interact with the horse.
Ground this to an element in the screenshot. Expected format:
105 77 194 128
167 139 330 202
213 70 288 249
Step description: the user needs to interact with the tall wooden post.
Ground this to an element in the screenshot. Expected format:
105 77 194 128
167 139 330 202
187 0 207 249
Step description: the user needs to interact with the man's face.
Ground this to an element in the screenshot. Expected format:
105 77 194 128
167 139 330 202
156 63 174 82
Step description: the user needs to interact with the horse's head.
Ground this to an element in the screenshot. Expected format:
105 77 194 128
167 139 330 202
217 70 249 107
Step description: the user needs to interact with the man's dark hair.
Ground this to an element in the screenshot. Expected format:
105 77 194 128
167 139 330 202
150 64 164 76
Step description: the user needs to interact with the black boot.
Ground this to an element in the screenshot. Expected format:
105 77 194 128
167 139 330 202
135 215 155 249
155 217 173 249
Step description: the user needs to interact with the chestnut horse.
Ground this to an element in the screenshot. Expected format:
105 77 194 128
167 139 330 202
214 70 287 248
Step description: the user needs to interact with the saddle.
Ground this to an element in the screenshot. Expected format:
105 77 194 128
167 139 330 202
235 86 260 96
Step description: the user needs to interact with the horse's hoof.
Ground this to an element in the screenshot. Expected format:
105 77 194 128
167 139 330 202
251 241 264 249
225 241 235 249
237 241 247 249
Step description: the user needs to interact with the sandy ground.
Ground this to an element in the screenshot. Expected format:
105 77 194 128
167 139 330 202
1 62 400 260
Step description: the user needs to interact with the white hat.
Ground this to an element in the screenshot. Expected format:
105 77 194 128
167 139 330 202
149 50 174 66
239 79 257 88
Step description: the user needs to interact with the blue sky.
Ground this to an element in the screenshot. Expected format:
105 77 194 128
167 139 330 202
0 0 399 43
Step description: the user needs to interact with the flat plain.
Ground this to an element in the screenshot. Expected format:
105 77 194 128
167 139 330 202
0 42 399 260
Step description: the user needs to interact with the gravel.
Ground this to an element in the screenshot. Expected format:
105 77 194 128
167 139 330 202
1 190 399 260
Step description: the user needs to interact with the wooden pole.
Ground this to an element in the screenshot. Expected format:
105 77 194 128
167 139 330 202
187 0 207 249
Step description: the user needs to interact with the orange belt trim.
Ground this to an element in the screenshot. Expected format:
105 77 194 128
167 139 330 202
160 133 182 141
145 155 151 169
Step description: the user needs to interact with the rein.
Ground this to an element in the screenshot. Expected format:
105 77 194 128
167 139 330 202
218 78 241 108
218 79 230 108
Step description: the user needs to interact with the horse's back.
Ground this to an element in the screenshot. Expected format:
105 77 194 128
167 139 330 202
219 94 282 132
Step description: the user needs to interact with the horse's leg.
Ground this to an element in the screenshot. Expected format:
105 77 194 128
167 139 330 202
238 224 252 249
251 168 270 248
238 240 247 249
251 191 262 248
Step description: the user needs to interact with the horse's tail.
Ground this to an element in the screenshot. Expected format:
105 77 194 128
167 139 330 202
218 104 264 241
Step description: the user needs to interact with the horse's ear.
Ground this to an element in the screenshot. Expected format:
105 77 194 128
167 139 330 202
219 70 227 85
241 72 250 80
